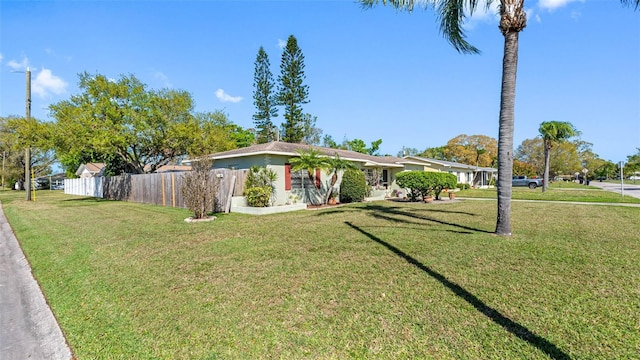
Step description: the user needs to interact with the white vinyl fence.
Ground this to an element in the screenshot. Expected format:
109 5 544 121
64 177 103 198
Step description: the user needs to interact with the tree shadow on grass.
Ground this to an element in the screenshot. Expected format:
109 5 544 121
369 213 475 234
345 221 570 360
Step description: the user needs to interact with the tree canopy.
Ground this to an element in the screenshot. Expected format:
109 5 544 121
49 72 245 176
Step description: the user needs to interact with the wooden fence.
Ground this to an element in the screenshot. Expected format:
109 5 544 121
65 169 248 212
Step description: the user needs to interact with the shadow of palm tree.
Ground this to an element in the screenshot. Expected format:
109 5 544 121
345 221 570 360
370 213 474 234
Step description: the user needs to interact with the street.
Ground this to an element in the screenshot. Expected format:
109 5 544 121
588 180 640 199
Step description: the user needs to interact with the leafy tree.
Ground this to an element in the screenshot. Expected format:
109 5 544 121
277 35 310 143
50 73 243 174
444 134 497 168
301 113 323 145
186 111 245 157
252 47 278 143
539 121 577 191
419 146 447 160
397 146 420 157
512 159 536 178
322 135 339 148
627 148 640 165
341 138 383 155
515 137 581 178
360 0 640 235
0 116 55 187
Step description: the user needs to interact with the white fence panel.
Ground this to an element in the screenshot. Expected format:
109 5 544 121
64 177 103 198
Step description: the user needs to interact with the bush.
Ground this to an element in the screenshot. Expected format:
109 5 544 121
181 159 218 219
244 166 277 206
340 169 367 203
395 171 431 201
395 171 457 201
458 183 470 190
245 186 272 207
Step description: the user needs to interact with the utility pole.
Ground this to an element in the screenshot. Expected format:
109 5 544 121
25 68 32 201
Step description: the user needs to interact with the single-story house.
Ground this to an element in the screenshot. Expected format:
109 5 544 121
199 141 425 205
194 142 497 206
75 163 106 178
402 156 497 188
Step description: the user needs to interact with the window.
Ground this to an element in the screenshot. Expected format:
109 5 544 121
287 166 320 190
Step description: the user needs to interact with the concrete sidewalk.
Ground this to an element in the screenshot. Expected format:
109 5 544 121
0 203 72 360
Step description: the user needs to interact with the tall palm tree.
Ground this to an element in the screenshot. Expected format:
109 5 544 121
538 121 577 192
360 0 639 235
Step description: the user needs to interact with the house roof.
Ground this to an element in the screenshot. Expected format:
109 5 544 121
155 165 192 173
404 156 497 172
75 163 106 176
203 141 406 168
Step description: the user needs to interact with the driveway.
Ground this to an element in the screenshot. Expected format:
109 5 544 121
0 203 72 360
588 180 640 199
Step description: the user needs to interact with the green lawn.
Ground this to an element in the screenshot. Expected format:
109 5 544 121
2 191 639 359
457 184 640 203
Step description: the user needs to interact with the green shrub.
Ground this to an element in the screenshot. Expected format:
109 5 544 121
458 183 470 190
245 187 272 207
339 169 367 203
395 171 431 201
244 166 277 206
395 171 457 201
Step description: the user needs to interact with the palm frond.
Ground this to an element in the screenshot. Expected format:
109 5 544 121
620 0 640 10
359 0 487 54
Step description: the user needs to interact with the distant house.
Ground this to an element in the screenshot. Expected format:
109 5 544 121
75 163 106 178
155 165 192 173
403 156 497 188
199 141 415 205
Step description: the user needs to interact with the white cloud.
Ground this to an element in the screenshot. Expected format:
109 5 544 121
154 71 172 87
32 68 68 97
0 53 3 63
215 89 242 103
277 39 286 49
539 0 584 11
7 57 29 71
462 2 499 30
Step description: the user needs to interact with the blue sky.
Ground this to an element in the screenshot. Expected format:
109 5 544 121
1 0 638 162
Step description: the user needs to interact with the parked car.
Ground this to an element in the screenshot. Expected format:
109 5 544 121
628 176 640 180
512 176 544 189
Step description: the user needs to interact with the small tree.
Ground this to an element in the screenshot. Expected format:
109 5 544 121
181 158 217 219
325 154 357 204
289 147 329 205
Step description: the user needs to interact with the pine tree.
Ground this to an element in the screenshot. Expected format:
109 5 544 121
252 47 278 143
277 35 309 143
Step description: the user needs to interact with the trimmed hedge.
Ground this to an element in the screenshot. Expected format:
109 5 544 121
395 171 457 201
340 169 367 203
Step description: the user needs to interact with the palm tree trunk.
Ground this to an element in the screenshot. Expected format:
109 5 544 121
495 30 520 236
543 142 551 192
